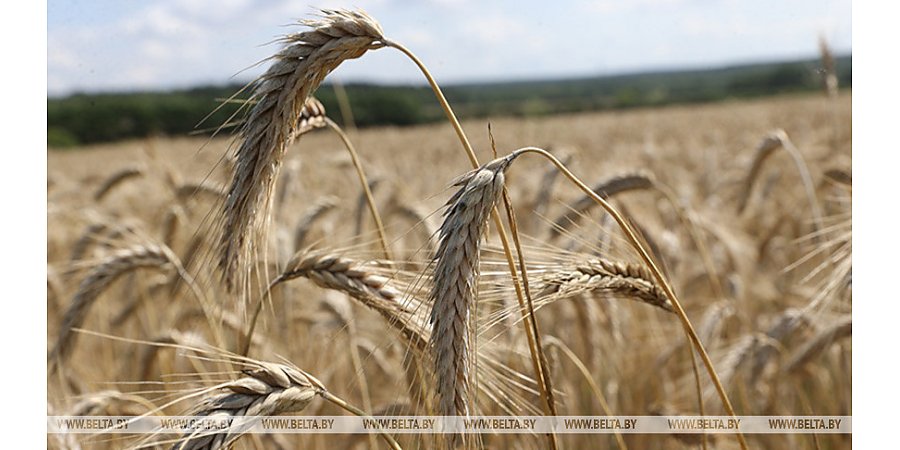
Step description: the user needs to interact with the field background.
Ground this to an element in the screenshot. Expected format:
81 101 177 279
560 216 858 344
48 91 851 450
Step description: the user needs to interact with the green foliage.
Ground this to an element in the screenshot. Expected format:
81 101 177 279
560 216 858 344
729 62 815 95
47 127 80 148
47 55 851 146
316 85 428 127
47 90 244 145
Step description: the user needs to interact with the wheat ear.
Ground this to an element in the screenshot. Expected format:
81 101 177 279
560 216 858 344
50 243 178 370
170 361 400 450
382 40 560 448
171 363 320 450
289 96 328 140
549 171 654 239
509 146 749 450
243 251 425 356
275 252 407 317
431 155 513 418
218 8 386 292
538 258 673 312
736 130 824 234
783 315 851 374
93 166 143 201
292 196 339 251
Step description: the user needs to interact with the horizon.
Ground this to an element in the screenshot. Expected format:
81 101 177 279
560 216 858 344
48 0 852 97
47 51 852 99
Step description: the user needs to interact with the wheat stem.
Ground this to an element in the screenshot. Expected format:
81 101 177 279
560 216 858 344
386 40 558 449
319 390 403 450
324 117 392 259
501 187 559 420
510 146 749 450
544 336 627 450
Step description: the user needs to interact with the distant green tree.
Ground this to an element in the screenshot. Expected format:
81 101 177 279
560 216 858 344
46 56 850 147
47 127 79 148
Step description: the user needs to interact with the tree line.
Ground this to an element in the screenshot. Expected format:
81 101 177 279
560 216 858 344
48 55 850 147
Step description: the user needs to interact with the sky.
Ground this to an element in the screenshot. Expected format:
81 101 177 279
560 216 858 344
47 0 852 96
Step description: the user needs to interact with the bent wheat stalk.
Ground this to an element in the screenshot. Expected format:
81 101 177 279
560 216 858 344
736 129 824 234
288 96 388 259
171 361 400 450
242 251 424 356
50 243 178 371
292 196 338 252
783 315 851 374
508 146 749 450
93 166 143 201
549 171 655 240
537 258 673 313
324 117 392 259
384 41 559 447
218 8 387 292
550 170 725 301
543 336 628 450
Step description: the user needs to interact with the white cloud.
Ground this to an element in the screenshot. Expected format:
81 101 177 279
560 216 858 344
393 28 436 48
583 0 688 14
47 36 78 71
48 0 275 94
47 0 852 95
462 15 527 44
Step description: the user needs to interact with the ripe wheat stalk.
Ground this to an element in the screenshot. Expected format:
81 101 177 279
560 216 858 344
549 171 655 240
171 362 322 450
217 9 386 293
163 358 401 450
507 146 749 450
93 166 144 201
783 314 851 374
736 129 824 234
243 251 427 356
430 155 513 419
537 258 673 312
50 242 180 371
292 196 339 251
275 252 409 317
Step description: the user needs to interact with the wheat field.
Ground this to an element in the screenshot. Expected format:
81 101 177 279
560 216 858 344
47 9 851 450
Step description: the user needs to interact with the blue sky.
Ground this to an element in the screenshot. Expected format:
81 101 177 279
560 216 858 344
47 0 851 96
